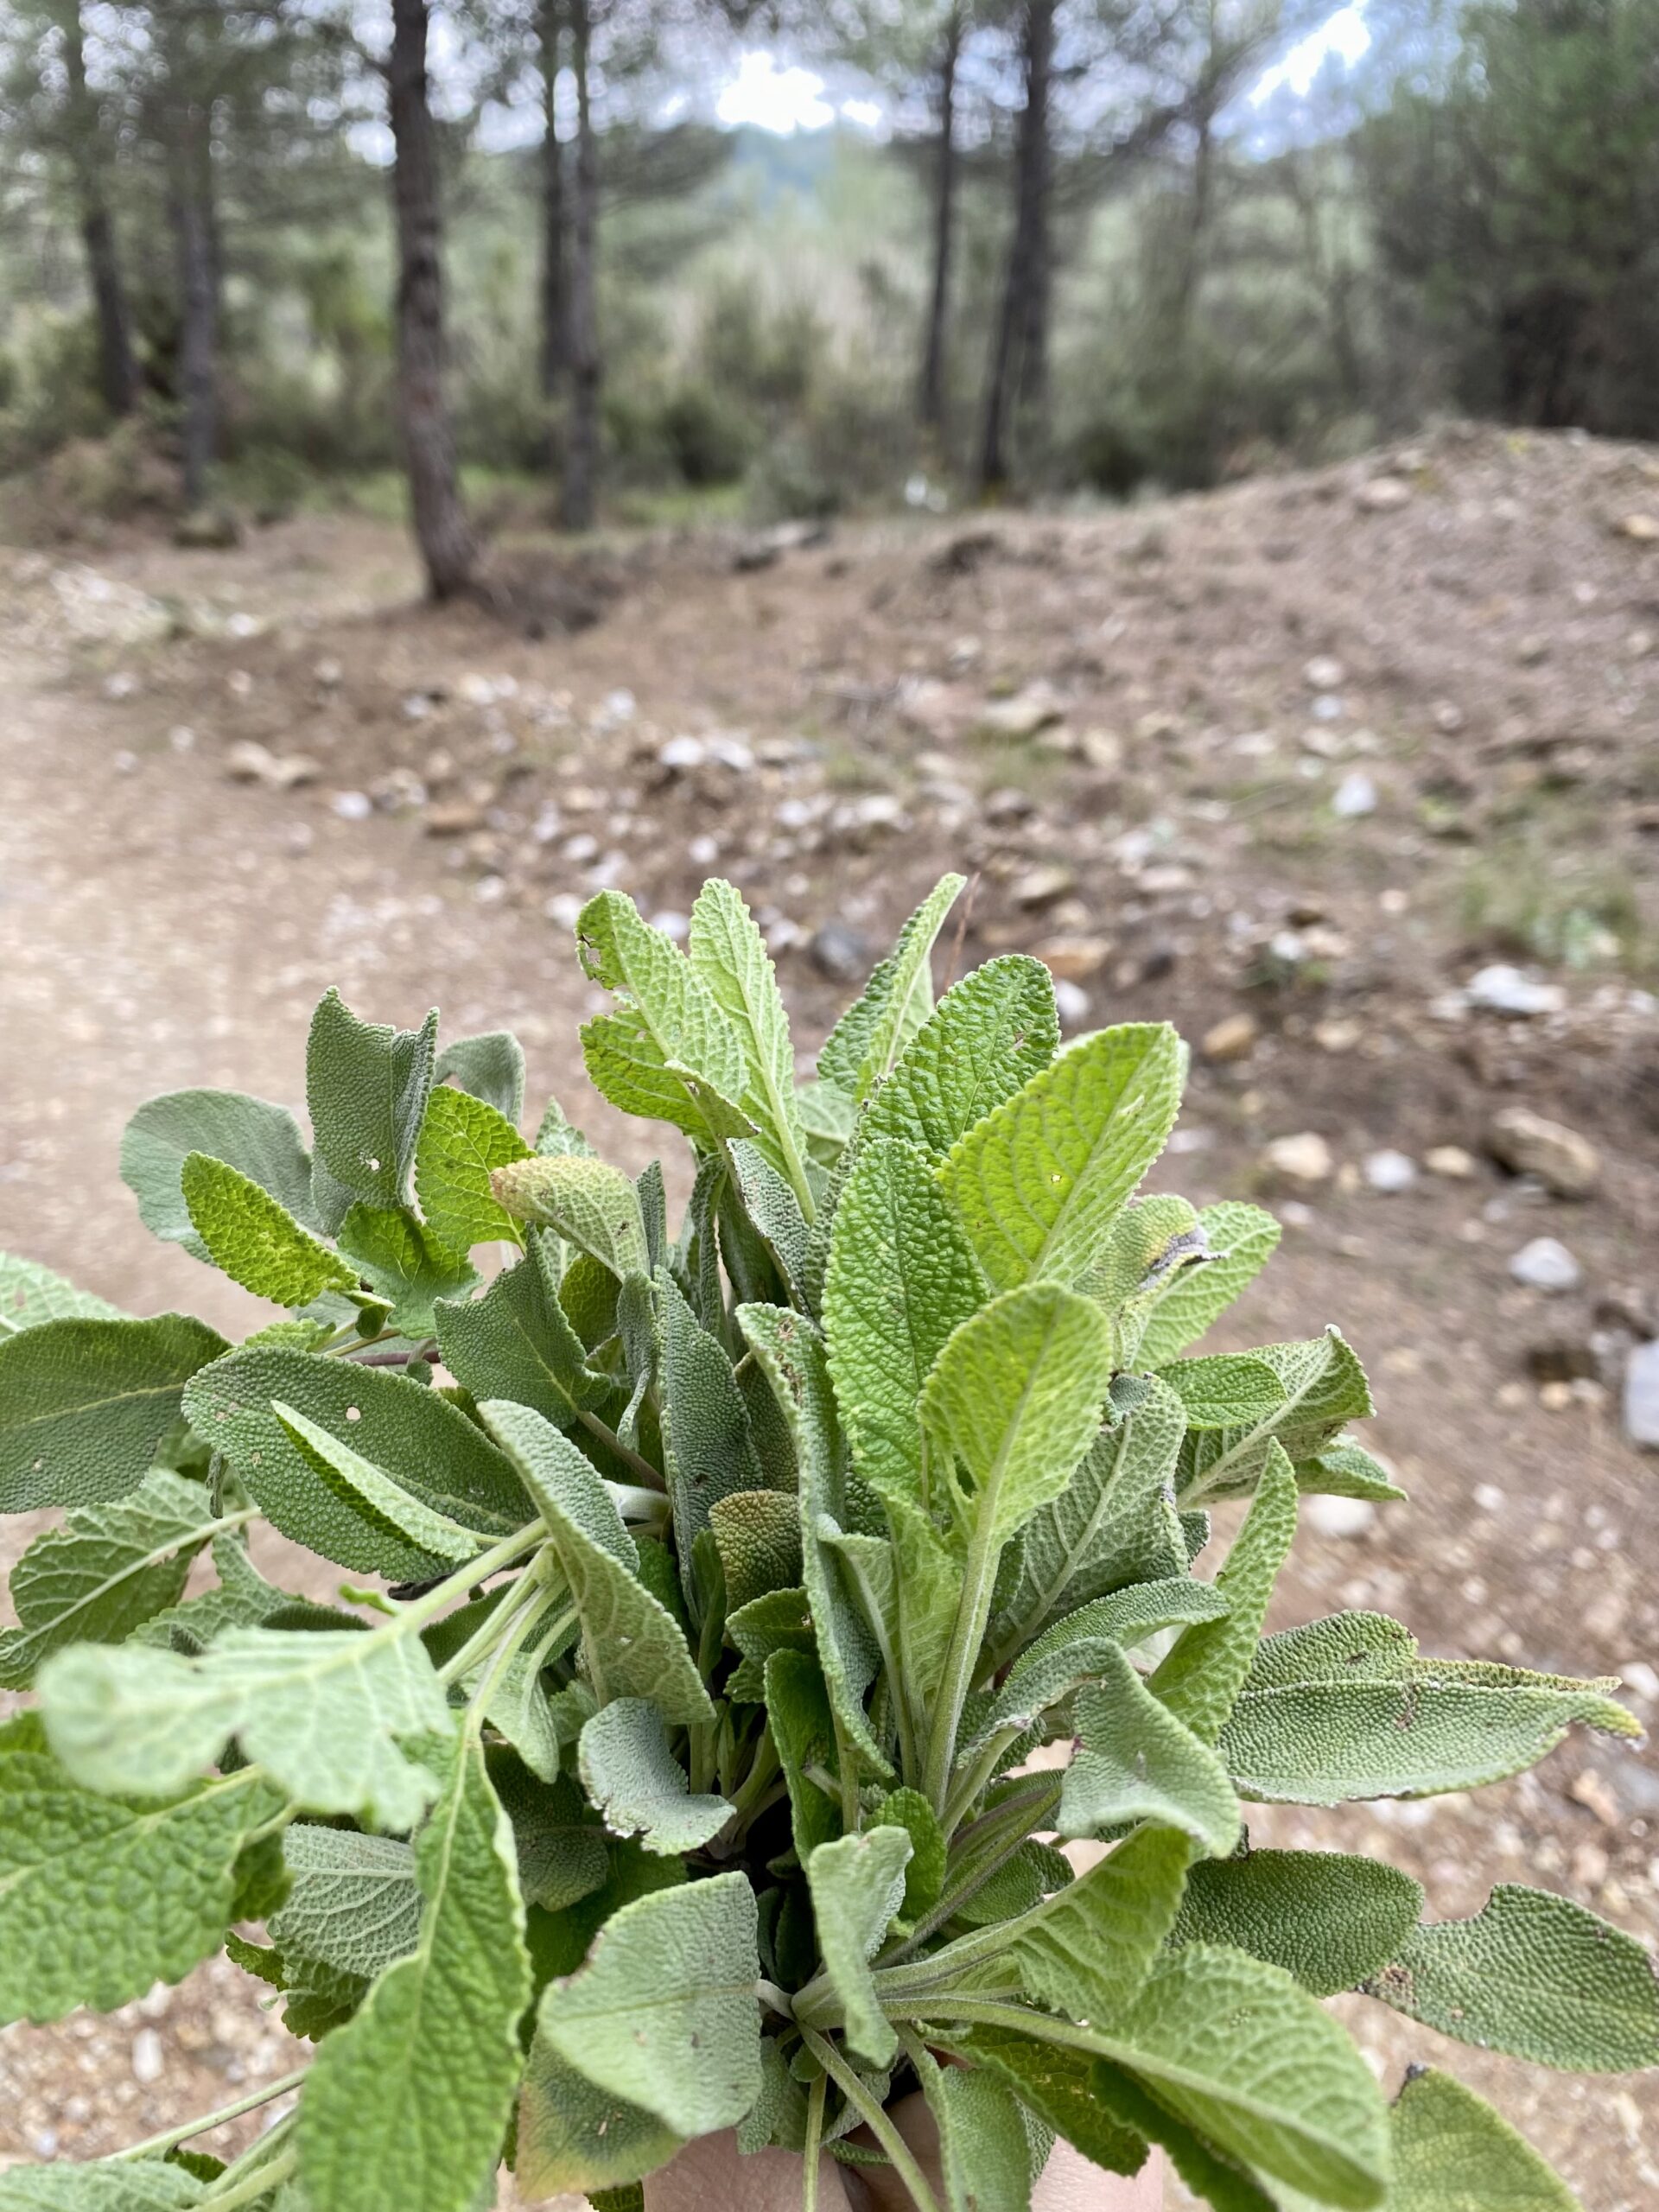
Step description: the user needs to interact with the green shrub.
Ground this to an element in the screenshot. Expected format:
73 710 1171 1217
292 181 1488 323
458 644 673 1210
0 876 1650 2211
658 380 753 486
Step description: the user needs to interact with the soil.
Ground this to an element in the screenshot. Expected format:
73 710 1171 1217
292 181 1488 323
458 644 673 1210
2 424 1657 2207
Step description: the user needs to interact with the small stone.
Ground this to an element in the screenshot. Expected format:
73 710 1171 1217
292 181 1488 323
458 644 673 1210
1509 1236 1582 1294
1036 937 1111 982
808 922 868 983
315 656 344 687
983 785 1036 822
1487 1106 1600 1198
1567 1769 1622 1826
1466 963 1566 1017
1474 1483 1505 1511
172 505 241 549
423 801 486 836
1264 1131 1333 1185
1012 864 1077 909
658 734 706 772
1357 476 1412 512
1364 1149 1416 1194
1052 979 1092 1028
1332 770 1378 817
330 790 372 823
1432 699 1465 733
1620 1659 1659 1703
131 2029 164 2084
1304 1495 1377 1538
1516 633 1550 666
1613 513 1659 543
1538 1380 1575 1412
1624 1340 1659 1449
1313 1016 1362 1054
1201 1012 1258 1062
1077 728 1123 772
1426 1145 1477 1179
1303 655 1346 691
975 683 1065 741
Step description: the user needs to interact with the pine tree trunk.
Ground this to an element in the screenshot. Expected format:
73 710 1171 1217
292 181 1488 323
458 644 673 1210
387 0 475 601
560 0 600 533
168 166 217 509
917 6 962 435
979 0 1054 490
60 0 139 417
538 0 568 400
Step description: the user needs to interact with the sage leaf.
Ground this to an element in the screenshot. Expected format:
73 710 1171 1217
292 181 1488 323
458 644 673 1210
492 1153 650 1281
1126 1200 1281 1370
306 991 439 1222
577 1697 732 1853
1174 1849 1424 1997
518 2043 683 2196
863 954 1058 1161
1058 1648 1242 1859
1149 1445 1299 1744
575 889 752 1144
1387 2068 1579 2211
335 1205 478 1338
817 873 964 1103
121 1089 319 1257
435 1031 525 1124
270 1824 422 1980
179 1151 357 1306
414 1082 530 1253
0 1252 123 1336
805 1824 914 2064
689 879 813 1203
434 1230 607 1432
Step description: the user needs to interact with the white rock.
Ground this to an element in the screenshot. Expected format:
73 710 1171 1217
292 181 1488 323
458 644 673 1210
1466 964 1565 1017
131 2029 164 2085
1509 1237 1582 1294
658 734 706 771
1620 1659 1659 1703
1357 476 1412 512
1264 1131 1333 1184
1426 1145 1478 1179
1052 979 1092 1029
1303 655 1346 691
330 790 372 822
1473 1483 1505 1511
1332 770 1378 818
1363 1149 1416 1193
1624 1340 1659 1449
1487 1106 1600 1198
1305 1495 1377 1538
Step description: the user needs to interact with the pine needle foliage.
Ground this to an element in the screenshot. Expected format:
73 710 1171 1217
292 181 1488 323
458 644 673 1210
0 875 1650 2212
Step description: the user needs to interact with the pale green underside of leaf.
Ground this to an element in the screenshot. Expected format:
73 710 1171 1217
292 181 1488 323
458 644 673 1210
575 889 751 1143
689 878 810 1191
577 1696 732 1853
806 1824 913 2065
491 1153 649 1281
817 873 965 1103
1386 2068 1580 2211
1128 1201 1281 1370
1365 1882 1659 2071
518 2041 684 2194
0 1252 124 1336
1178 1330 1374 1503
1058 1648 1243 1859
0 2164 207 2210
533 1869 762 2135
1149 1447 1299 1745
121 1088 319 1261
270 1822 423 1981
939 1021 1184 1292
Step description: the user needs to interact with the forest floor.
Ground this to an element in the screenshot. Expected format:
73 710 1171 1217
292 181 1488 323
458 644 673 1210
2 422 1658 2207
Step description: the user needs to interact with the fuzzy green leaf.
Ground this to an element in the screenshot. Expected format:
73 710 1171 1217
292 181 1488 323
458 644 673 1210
121 1089 319 1259
921 1281 1113 1550
1386 2069 1580 2211
577 1697 732 1853
435 1031 525 1124
482 1400 712 1724
40 1623 452 1832
823 1135 988 1513
0 1253 123 1336
1127 1201 1281 1370
0 2165 208 2209
1155 1353 1287 1431
434 1231 607 1432
335 1205 478 1338
270 1824 422 1980
659 1273 767 1575
876 1786 947 1920
273 1400 485 1564
0 1470 226 1689
1179 1330 1373 1503
306 991 439 1220
709 1488 802 1611
1149 1446 1299 1744
0 1313 228 1512
533 1868 762 2135
863 955 1059 1160
939 1022 1184 1292
489 1754 610 1913
517 2044 683 2196
1366 1884 1659 2071
576 889 752 1142
921 2056 1035 2212
184 1344 531 1577
492 1154 649 1281
1174 1850 1424 1998
1058 1647 1243 1859
299 1732 530 2212
179 1152 356 1306
689 879 812 1197
817 874 965 1103
414 1083 531 1254
766 1648 842 1860
806 1825 914 2064
0 1753 277 2025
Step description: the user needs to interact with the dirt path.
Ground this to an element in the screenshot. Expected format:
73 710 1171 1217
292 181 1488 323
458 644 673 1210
1 459 1656 2202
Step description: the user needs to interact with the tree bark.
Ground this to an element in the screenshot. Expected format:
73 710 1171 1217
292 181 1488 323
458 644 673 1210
560 0 601 532
538 0 568 399
917 5 962 435
979 0 1054 490
387 0 475 600
168 171 217 508
58 0 139 417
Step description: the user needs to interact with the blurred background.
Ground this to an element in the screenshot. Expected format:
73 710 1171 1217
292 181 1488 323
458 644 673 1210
0 1 1656 2206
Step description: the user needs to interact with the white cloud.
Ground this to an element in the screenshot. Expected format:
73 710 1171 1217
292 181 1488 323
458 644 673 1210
715 50 834 134
1251 2 1371 104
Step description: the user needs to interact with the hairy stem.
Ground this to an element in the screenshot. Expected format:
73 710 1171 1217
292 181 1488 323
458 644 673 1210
802 2071 827 2212
113 2070 307 2161
798 2027 944 2212
576 1406 664 1488
922 1518 1003 1814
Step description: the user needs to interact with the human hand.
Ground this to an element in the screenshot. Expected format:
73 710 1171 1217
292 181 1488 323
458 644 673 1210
642 2102 1164 2212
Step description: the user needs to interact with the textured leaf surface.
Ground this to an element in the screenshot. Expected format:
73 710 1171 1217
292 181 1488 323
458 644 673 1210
184 1345 530 1576
1179 1330 1373 1503
1058 1648 1242 1859
737 1305 887 1774
0 1755 275 2025
1387 2069 1579 2211
300 1734 530 2212
708 1488 801 1612
806 1825 913 2064
1366 1884 1659 2070
817 874 964 1103
336 1205 477 1338
863 955 1058 1160
534 1870 762 2134
434 1232 605 1432
925 2059 1035 2212
179 1152 355 1306
939 1023 1183 1291
270 1824 422 1980
518 2043 683 2196
0 1314 227 1512
121 1089 318 1258
1155 1353 1287 1431
766 1649 842 1862
999 1375 1187 1649
414 1083 530 1254
273 1401 483 1564
306 991 438 1217
40 1624 452 1831
1174 1850 1423 1998
823 1136 988 1512
575 890 750 1141
689 880 811 1196
1149 1447 1298 1744
1128 1202 1281 1369
483 1401 712 1723
876 1786 947 1920
492 1154 649 1281
489 1756 609 1913
577 1697 732 1853
659 1274 766 1575
0 1471 224 1689
0 1253 122 1336
435 1031 525 1124
921 1282 1112 1549
0 2166 207 2209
